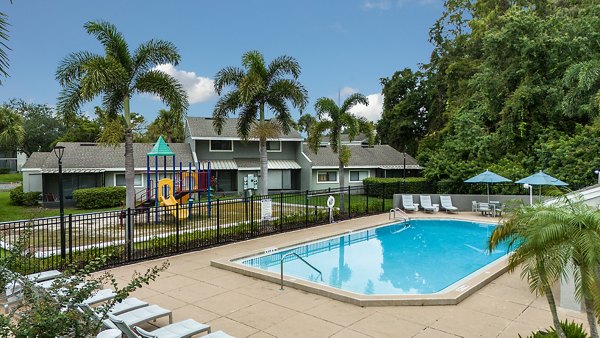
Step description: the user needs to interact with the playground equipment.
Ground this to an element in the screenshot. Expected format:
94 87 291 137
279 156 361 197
136 136 211 223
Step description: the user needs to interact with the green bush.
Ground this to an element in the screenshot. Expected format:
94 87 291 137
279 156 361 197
73 186 126 209
9 185 40 206
362 177 427 198
522 320 588 338
0 168 10 174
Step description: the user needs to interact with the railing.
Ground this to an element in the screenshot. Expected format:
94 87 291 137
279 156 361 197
280 252 322 290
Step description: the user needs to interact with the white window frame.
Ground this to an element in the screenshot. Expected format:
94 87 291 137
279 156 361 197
317 170 338 184
115 173 144 188
209 140 234 152
266 140 282 152
349 170 369 183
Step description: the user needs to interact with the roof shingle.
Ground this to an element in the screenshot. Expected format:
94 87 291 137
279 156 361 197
187 117 302 139
303 144 421 169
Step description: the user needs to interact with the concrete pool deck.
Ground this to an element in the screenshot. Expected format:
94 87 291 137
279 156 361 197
105 212 590 337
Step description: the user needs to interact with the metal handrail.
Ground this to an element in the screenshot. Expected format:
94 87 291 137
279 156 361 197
280 252 323 290
389 208 410 221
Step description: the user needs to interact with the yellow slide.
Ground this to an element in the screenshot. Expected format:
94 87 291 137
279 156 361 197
159 195 189 220
157 178 189 220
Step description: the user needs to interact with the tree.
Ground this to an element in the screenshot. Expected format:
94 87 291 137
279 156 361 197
146 109 184 143
4 99 63 156
489 203 568 338
0 106 24 151
213 50 308 195
55 113 102 144
56 21 188 210
296 114 317 140
308 94 374 212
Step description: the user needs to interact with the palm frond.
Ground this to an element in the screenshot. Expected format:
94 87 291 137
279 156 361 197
237 104 258 140
57 81 87 122
213 66 245 95
134 69 189 114
212 90 242 134
308 120 333 153
251 119 281 140
340 93 368 113
0 107 24 147
241 50 267 78
0 11 10 81
238 71 265 104
268 54 301 81
84 20 132 72
314 97 338 120
132 39 181 77
269 79 308 111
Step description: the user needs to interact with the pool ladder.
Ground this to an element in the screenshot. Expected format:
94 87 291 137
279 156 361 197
389 208 410 222
280 252 323 290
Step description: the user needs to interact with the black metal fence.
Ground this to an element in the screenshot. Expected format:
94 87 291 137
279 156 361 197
0 181 564 273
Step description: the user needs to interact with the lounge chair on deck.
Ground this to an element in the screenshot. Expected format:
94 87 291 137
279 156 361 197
401 195 418 212
440 195 458 213
419 195 437 213
81 303 173 330
107 312 212 338
476 202 492 216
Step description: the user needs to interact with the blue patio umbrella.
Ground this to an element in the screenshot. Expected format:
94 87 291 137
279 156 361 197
464 170 512 202
515 171 568 202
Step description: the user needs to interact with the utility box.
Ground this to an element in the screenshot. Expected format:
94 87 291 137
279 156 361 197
244 174 258 191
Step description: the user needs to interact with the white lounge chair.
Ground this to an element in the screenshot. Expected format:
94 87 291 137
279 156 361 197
440 195 458 213
107 312 211 338
81 303 172 330
419 195 437 213
401 195 418 212
476 202 492 216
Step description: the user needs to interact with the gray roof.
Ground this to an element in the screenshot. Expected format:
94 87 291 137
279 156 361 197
187 117 302 140
303 144 421 169
22 142 195 171
340 133 368 143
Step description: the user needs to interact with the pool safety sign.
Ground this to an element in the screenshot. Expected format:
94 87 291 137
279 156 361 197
261 198 272 221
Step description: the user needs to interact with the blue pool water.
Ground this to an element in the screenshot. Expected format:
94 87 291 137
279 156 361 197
237 219 509 295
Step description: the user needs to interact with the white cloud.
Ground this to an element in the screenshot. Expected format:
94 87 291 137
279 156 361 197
349 93 384 122
364 0 392 10
153 64 216 104
340 86 358 97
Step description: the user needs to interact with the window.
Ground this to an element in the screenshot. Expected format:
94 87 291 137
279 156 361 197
317 171 338 183
115 174 143 187
349 170 369 182
209 140 233 152
266 141 281 152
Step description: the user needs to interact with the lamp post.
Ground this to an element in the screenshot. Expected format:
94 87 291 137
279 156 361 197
53 145 66 260
595 170 600 185
523 183 533 206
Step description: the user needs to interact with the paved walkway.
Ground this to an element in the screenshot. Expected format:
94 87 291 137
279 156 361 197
104 212 589 338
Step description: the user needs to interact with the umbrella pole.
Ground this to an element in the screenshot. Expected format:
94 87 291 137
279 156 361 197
539 186 542 203
487 184 490 203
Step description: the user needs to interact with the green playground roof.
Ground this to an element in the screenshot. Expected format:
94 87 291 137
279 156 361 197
147 136 175 156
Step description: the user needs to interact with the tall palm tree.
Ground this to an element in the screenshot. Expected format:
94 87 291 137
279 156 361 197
308 94 374 212
489 204 569 338
0 106 24 150
296 114 317 140
213 50 308 195
56 21 188 209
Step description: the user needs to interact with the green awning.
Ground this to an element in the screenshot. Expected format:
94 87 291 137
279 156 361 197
147 136 175 156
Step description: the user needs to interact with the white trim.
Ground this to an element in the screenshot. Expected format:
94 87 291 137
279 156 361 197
312 165 378 169
316 170 338 184
266 140 282 152
349 170 370 183
209 140 234 152
114 173 144 188
192 136 303 141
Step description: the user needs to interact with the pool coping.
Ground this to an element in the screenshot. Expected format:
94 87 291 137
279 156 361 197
210 215 510 307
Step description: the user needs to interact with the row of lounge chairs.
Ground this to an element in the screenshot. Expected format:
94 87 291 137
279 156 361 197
401 195 458 213
4 269 232 338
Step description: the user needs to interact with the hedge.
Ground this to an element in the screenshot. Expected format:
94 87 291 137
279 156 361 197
73 186 126 209
0 168 10 174
363 177 428 198
9 185 40 206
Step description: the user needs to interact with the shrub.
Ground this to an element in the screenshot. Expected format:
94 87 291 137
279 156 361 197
362 177 427 198
73 186 126 209
9 185 40 206
522 320 588 338
0 168 10 174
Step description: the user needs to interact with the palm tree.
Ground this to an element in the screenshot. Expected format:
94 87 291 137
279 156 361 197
489 204 569 338
308 94 374 212
0 11 10 83
0 106 24 150
56 21 188 210
213 50 308 195
147 109 184 143
296 114 317 140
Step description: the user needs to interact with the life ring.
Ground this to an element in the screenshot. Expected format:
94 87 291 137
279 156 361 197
327 195 335 208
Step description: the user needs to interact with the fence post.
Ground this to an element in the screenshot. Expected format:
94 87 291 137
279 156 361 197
68 214 73 263
279 192 283 232
216 199 220 243
250 195 254 236
366 184 369 214
175 203 180 252
305 190 309 226
127 208 132 261
381 183 385 212
348 185 351 218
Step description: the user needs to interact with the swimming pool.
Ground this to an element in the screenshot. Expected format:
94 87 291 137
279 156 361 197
235 219 509 296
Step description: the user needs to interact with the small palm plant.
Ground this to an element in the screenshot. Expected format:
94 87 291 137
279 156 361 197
308 94 375 212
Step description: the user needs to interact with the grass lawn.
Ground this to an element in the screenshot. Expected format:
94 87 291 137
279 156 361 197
0 191 121 222
0 173 23 183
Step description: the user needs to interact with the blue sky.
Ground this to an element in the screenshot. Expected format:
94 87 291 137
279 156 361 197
1 0 443 123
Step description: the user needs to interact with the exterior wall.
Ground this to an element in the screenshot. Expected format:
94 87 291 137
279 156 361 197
22 171 43 192
309 168 376 191
195 140 300 160
297 145 312 191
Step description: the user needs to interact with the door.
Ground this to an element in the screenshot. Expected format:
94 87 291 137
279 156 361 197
268 170 283 190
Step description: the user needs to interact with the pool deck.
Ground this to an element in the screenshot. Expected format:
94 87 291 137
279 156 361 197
105 212 590 337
